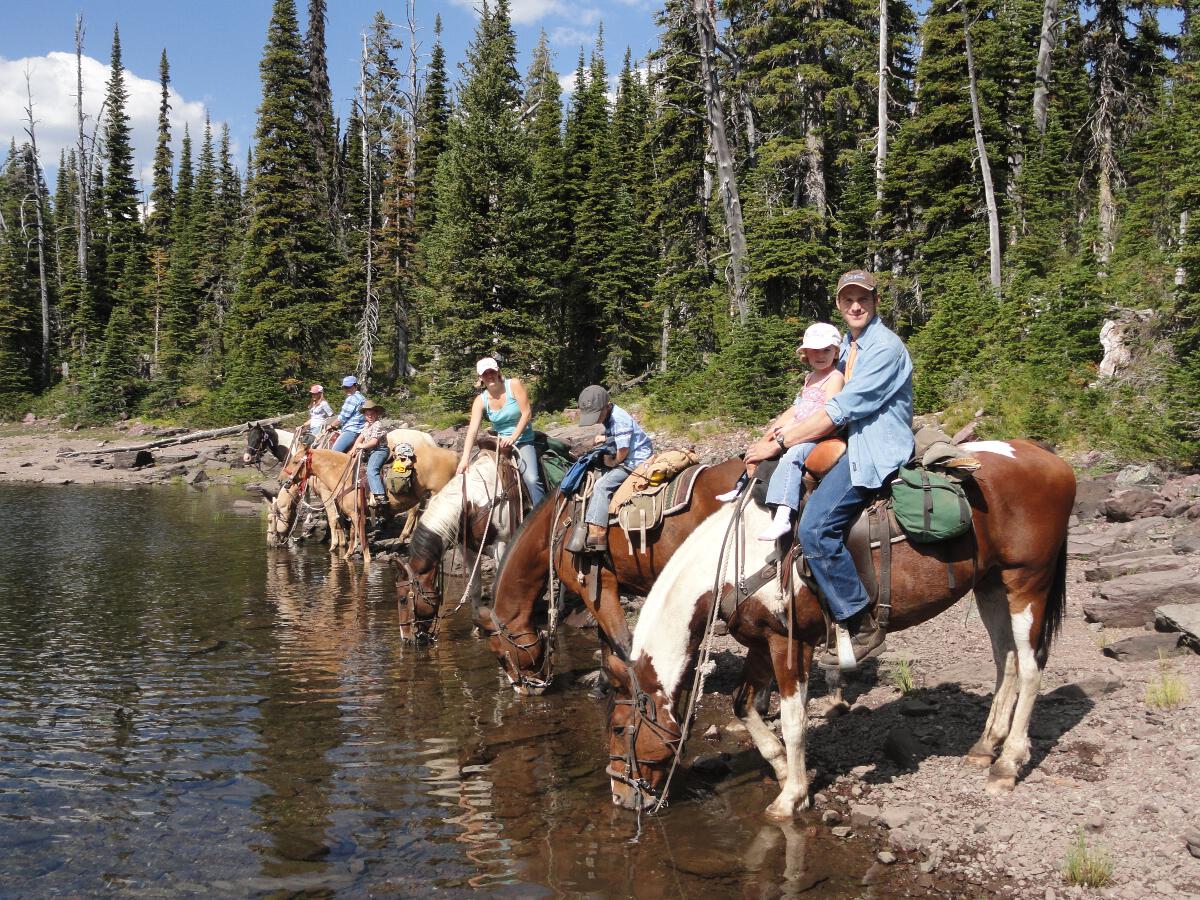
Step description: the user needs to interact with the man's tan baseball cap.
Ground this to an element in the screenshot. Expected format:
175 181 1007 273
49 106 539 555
836 269 878 297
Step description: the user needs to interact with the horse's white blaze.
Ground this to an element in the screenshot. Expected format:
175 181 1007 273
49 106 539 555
632 500 784 698
960 440 1016 459
418 454 510 545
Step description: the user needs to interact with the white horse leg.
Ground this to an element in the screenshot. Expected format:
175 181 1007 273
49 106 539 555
765 680 810 819
740 693 788 784
966 581 1020 768
988 604 1041 795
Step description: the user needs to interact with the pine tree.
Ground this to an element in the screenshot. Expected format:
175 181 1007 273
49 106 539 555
1171 0 1200 457
99 25 144 325
0 239 33 403
414 16 450 236
221 0 338 419
416 0 545 403
304 0 341 245
158 128 196 392
147 49 174 244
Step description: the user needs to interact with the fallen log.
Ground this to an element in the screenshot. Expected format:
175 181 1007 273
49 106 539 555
64 415 294 457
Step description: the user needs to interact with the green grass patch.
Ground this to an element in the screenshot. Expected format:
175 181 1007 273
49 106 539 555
1062 829 1114 888
883 656 918 695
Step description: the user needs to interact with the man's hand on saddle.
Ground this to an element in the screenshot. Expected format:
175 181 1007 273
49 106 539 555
744 429 782 465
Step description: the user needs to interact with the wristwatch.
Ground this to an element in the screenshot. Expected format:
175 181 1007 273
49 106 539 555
775 432 787 450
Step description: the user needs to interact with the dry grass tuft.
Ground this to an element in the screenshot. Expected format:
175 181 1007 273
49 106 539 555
1144 655 1188 710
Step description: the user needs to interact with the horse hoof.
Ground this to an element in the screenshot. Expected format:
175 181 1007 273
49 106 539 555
986 760 1018 795
764 794 806 820
964 751 993 770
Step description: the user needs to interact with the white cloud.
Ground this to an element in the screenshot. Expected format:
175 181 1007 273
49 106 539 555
0 52 216 193
549 26 597 50
558 71 577 96
448 0 566 25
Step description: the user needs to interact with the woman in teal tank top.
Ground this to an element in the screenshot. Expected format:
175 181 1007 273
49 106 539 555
458 357 546 505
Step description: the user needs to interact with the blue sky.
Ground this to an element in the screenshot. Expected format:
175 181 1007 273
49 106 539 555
0 0 659 187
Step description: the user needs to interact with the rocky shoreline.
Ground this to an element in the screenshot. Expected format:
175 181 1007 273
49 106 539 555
4 418 1198 895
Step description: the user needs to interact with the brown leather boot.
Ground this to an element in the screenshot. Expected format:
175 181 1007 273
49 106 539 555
584 525 608 552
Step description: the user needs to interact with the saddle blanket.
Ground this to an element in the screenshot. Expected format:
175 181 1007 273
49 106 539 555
607 461 708 553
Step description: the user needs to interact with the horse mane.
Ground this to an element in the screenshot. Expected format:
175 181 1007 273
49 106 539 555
416 453 502 545
631 499 776 698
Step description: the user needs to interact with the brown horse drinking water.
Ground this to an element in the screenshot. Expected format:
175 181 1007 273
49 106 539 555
604 440 1075 817
478 458 744 694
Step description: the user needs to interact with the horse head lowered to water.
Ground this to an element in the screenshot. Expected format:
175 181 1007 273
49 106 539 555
604 440 1075 818
478 457 744 695
393 449 523 640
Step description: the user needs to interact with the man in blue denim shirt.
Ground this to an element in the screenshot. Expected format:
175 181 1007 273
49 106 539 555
745 270 913 670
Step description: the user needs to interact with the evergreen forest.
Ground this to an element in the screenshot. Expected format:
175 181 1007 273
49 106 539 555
1 0 1197 464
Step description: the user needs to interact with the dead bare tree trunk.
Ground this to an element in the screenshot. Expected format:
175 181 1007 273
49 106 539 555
1032 0 1059 135
23 74 52 386
964 17 1002 293
356 35 379 390
873 0 889 271
74 15 90 350
692 0 750 324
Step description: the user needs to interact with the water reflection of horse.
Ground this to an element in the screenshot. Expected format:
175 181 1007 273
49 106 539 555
476 458 743 694
269 431 455 558
605 440 1075 818
393 449 523 641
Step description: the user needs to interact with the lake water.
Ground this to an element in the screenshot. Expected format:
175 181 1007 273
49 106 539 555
0 484 892 896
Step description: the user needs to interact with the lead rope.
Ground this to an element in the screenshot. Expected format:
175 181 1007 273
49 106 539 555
649 490 751 814
544 494 569 674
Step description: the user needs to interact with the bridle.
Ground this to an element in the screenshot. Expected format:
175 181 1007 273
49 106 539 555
395 559 445 641
486 609 553 693
245 424 280 466
606 664 684 816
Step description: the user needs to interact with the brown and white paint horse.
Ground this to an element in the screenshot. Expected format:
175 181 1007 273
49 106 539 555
393 451 523 641
478 458 744 694
605 440 1075 817
243 422 299 466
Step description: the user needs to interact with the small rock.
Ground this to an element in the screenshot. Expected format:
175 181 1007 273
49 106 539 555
724 719 747 733
887 825 925 852
813 792 828 806
849 803 881 827
876 850 897 865
1085 813 1105 831
186 469 209 486
1115 464 1161 487
113 449 155 470
18 461 32 468
41 464 59 471
702 724 720 740
916 873 935 889
821 809 841 825
1155 604 1200 651
830 825 852 838
1172 522 1200 555
919 846 942 873
1085 553 1183 582
21 412 35 425
1100 487 1159 521
878 805 925 830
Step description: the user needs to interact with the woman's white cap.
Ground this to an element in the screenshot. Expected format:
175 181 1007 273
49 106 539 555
799 322 842 350
475 356 500 376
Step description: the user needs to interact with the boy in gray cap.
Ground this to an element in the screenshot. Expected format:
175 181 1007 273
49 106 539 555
576 385 653 551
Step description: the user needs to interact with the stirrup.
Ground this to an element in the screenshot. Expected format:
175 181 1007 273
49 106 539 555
564 519 589 553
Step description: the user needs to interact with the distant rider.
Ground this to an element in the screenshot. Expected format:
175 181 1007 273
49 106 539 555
350 399 390 508
328 375 366 454
306 385 333 443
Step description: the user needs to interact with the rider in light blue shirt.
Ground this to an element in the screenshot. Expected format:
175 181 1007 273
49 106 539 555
330 375 367 453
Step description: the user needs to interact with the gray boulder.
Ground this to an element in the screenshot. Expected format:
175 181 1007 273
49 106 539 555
112 449 154 469
1171 522 1200 555
1100 488 1161 522
1073 477 1115 520
1084 553 1184 583
1156 604 1200 652
1102 633 1187 662
1068 533 1121 559
1115 464 1161 487
1084 569 1200 627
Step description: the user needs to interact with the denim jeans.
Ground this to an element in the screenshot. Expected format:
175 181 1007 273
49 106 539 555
586 466 630 526
332 429 359 454
797 451 878 622
515 442 546 506
366 447 389 496
764 441 817 510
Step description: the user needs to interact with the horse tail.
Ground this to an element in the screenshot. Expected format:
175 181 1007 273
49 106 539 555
1035 538 1068 670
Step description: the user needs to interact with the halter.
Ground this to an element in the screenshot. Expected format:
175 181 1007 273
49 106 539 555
395 562 446 640
280 449 313 495
488 609 553 693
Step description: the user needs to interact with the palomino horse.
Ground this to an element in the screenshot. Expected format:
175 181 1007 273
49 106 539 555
270 430 453 555
477 458 744 694
394 450 524 641
270 429 451 549
243 421 298 466
604 440 1075 817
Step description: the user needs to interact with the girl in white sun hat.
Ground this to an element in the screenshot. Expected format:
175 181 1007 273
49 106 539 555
717 321 846 541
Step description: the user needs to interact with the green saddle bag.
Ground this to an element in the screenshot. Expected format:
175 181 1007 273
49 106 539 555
890 463 973 543
535 434 575 492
